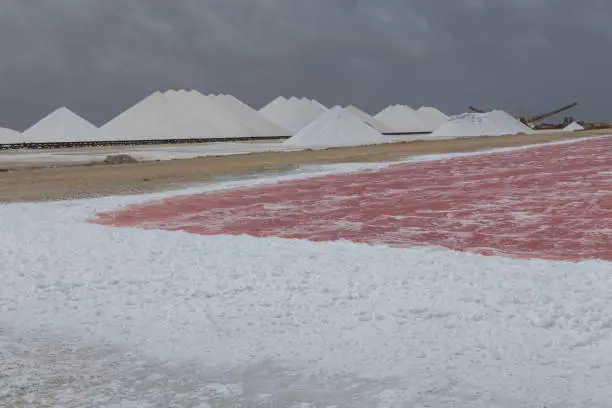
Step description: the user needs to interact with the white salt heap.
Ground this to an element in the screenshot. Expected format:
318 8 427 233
375 104 438 133
0 128 23 144
103 90 259 141
259 97 298 134
432 110 534 138
102 91 174 141
23 107 104 143
212 94 290 136
298 98 327 123
160 90 217 139
284 106 387 148
344 105 393 133
564 121 584 131
259 96 327 134
171 90 252 139
417 106 449 127
298 98 328 125
310 99 328 111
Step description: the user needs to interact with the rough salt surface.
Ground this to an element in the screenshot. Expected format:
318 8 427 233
284 106 387 148
2 153 612 406
432 110 534 138
23 107 104 143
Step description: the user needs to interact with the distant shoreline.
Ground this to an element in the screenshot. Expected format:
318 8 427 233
0 130 603 203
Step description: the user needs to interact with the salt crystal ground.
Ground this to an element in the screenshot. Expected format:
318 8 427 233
96 136 612 262
3 138 612 407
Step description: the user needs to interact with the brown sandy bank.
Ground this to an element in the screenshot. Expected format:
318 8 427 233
0 130 605 203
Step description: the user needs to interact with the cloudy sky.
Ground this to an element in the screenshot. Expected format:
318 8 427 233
0 0 609 130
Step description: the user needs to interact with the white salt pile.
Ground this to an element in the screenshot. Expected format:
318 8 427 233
161 90 218 139
564 121 584 131
299 97 328 112
375 104 437 133
102 91 174 141
103 90 254 141
417 106 449 127
298 98 327 122
0 128 23 144
169 90 251 139
212 94 290 137
259 97 297 133
310 99 328 111
432 110 534 138
23 107 104 143
298 98 328 124
259 96 327 134
344 105 393 133
284 106 387 148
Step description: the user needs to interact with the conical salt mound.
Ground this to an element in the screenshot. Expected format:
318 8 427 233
296 98 328 125
344 105 393 133
284 106 387 148
24 107 103 143
259 96 326 134
310 99 328 110
417 106 449 127
260 96 287 110
212 94 290 136
102 91 174 141
166 90 247 139
0 128 23 144
375 104 436 133
563 121 584 131
432 110 534 138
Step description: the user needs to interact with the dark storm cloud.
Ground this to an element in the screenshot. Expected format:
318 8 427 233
0 0 610 130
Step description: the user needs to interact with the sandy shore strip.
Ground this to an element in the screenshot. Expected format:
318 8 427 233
0 130 606 203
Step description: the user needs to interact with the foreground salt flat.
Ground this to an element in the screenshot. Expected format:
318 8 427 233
2 156 612 407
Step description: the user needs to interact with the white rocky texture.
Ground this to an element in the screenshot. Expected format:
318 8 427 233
22 107 105 143
259 96 327 134
432 110 535 138
211 94 290 137
344 105 394 133
1 157 612 407
375 104 438 133
285 105 387 148
0 127 23 144
564 121 585 131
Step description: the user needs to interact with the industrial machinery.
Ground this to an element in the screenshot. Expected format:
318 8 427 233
468 102 578 129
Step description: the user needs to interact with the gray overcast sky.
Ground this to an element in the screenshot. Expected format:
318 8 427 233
0 0 610 130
